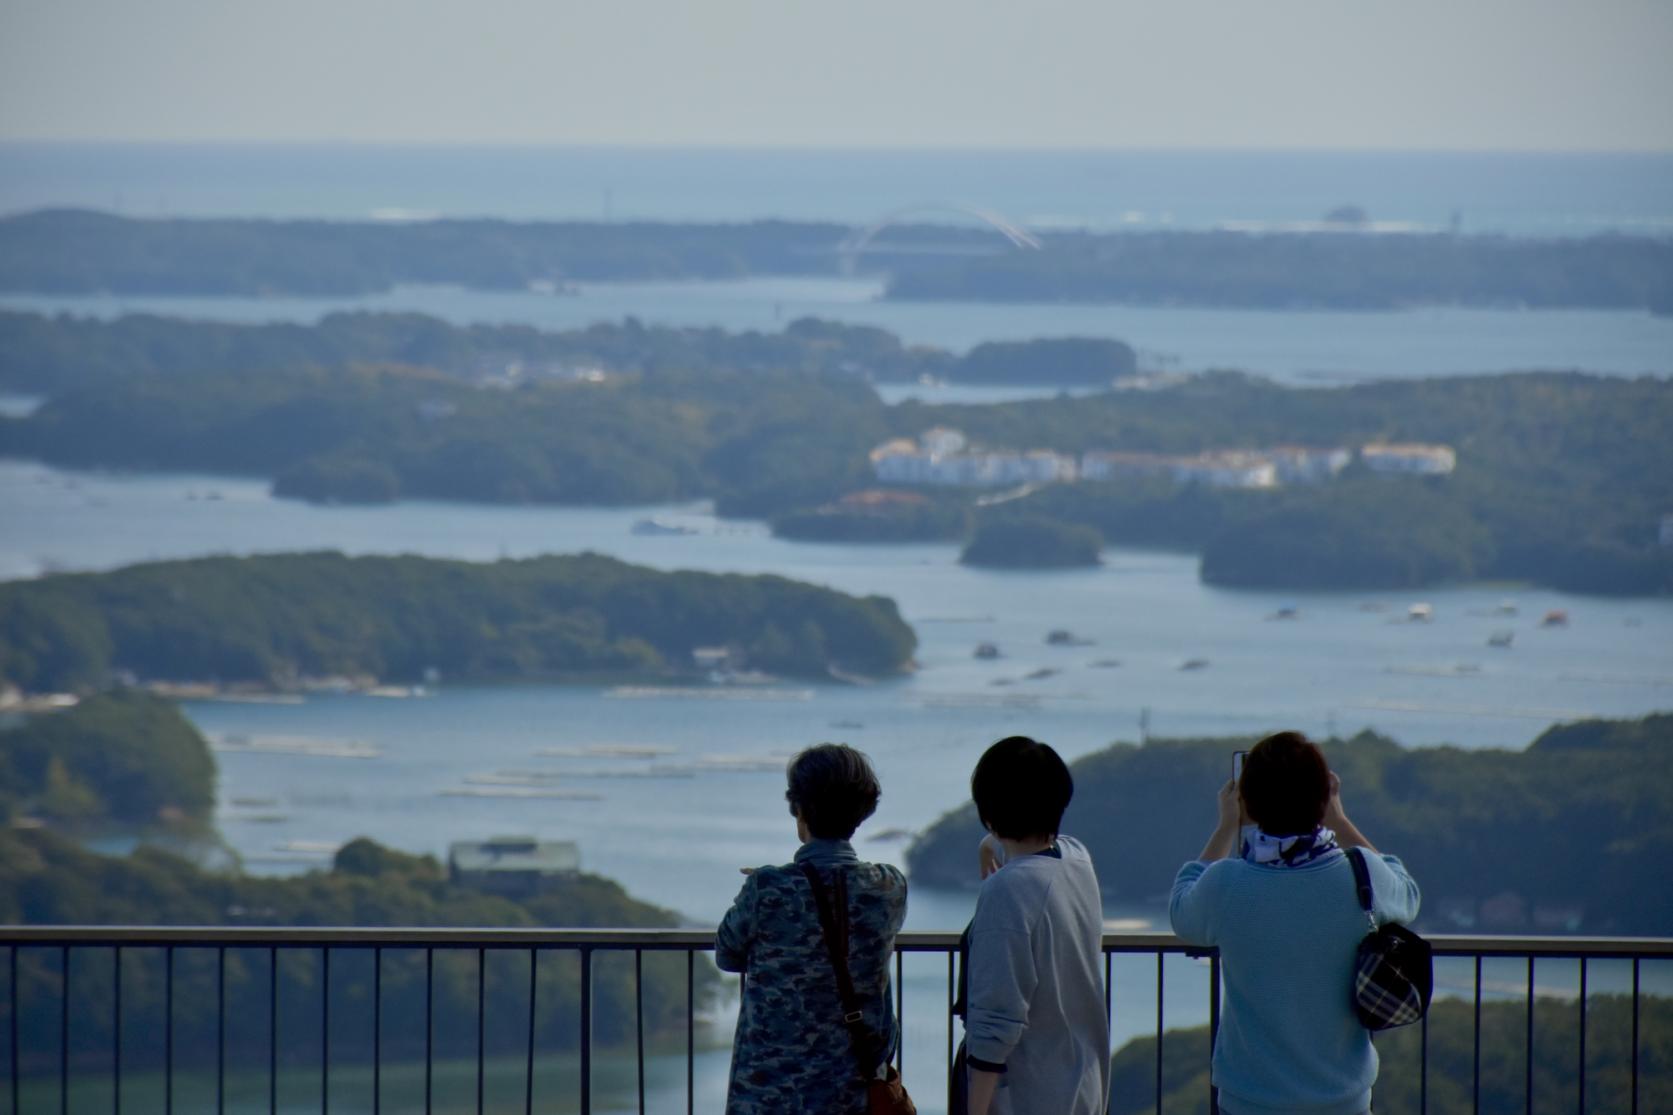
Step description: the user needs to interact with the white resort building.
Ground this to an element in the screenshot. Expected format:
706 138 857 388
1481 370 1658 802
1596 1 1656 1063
1360 442 1458 475
872 429 1451 492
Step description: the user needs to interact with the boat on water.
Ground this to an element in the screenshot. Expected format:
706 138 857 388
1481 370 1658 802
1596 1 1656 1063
1407 603 1434 622
1541 609 1570 627
631 518 699 537
1488 630 1515 648
1179 658 1210 671
1270 604 1300 621
1045 629 1093 646
973 643 1001 659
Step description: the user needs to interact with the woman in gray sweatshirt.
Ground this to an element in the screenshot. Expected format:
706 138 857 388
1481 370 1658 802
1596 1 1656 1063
963 736 1109 1115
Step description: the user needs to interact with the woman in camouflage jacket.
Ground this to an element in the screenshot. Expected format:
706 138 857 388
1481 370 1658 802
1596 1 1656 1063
716 743 908 1114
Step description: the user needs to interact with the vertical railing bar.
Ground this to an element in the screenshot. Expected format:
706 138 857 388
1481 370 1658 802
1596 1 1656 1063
685 949 694 1115
1472 955 1482 1115
946 950 956 1102
59 946 68 1115
113 947 122 1115
635 949 646 1115
9 944 19 1111
1629 957 1639 1115
216 945 226 1115
321 946 330 1115
895 950 904 1072
1525 956 1535 1115
425 949 434 1115
1154 951 1164 1115
1576 957 1587 1115
372 947 382 1115
164 946 174 1115
476 947 485 1115
1209 954 1221 1115
579 948 592 1115
526 949 538 1115
1420 998 1428 1115
268 947 277 1115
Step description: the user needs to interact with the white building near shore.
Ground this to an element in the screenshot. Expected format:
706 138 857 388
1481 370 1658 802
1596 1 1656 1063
1361 442 1457 475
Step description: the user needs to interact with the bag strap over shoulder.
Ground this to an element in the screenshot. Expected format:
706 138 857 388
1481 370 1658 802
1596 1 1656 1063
800 862 888 1077
1347 847 1378 931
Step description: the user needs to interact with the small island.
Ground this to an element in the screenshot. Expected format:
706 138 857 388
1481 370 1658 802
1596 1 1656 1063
960 516 1103 568
0 551 918 695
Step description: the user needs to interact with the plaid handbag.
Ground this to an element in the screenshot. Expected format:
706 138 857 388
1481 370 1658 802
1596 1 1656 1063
1348 848 1433 1030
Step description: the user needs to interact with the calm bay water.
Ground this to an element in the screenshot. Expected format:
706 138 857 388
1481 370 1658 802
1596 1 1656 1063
4 279 1670 384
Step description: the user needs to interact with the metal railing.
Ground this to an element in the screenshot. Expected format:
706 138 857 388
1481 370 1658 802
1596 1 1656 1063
1 927 1669 1115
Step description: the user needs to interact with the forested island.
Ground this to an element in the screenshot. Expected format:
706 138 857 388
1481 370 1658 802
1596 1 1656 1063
0 551 917 694
0 690 214 827
4 209 1669 311
906 714 1673 936
887 228 1673 311
0 308 1150 393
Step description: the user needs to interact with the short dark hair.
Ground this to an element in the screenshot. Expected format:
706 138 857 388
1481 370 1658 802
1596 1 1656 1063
971 736 1073 841
1240 730 1331 836
785 744 881 840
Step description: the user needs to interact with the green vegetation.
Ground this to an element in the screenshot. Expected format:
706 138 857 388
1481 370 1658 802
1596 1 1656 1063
0 309 951 393
959 515 1103 568
1109 996 1671 1114
888 229 1673 311
0 551 917 693
772 491 973 543
941 372 1673 593
0 690 215 827
955 337 1137 385
0 361 889 509
5 212 1668 311
2 313 1669 593
0 310 1156 394
906 714 1673 936
0 827 715 1077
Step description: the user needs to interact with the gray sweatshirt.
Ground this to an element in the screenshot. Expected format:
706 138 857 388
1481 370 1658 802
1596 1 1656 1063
965 835 1109 1115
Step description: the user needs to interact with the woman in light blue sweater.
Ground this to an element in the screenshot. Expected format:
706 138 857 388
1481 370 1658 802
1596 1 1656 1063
1171 731 1420 1115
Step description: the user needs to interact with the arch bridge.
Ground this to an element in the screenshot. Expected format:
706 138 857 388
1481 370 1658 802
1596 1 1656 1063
836 202 1042 273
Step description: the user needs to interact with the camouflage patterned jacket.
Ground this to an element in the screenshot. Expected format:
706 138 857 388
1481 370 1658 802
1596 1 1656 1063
716 838 908 1115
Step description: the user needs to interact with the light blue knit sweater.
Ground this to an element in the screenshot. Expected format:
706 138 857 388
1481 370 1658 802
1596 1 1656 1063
1170 851 1421 1115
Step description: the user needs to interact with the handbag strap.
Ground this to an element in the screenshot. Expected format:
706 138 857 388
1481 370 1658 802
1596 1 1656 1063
1347 848 1378 932
799 862 887 1077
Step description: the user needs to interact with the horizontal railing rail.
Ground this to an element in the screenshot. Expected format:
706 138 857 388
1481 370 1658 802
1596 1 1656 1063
2 927 1669 1115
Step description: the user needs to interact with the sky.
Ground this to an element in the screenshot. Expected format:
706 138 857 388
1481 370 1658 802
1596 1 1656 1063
2 0 1671 151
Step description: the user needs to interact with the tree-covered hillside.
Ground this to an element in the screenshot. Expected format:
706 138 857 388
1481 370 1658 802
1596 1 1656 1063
906 715 1673 936
0 551 918 693
889 229 1673 311
0 829 714 1078
0 690 215 827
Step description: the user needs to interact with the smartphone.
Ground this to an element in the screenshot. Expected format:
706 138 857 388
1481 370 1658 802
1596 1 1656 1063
1233 750 1247 783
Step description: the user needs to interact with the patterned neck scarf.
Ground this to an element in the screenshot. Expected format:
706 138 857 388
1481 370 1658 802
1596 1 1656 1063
1241 824 1343 868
